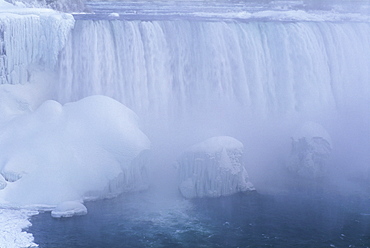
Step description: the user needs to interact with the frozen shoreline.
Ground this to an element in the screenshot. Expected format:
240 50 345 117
0 208 38 248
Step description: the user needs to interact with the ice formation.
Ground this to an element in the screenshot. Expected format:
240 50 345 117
0 95 150 207
288 122 332 178
177 136 255 198
0 208 38 248
51 201 87 218
0 0 74 85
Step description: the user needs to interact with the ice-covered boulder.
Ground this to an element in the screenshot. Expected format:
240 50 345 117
0 95 150 207
177 136 255 198
288 122 332 178
51 201 87 218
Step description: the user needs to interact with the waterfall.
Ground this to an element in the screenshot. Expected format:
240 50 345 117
56 19 370 122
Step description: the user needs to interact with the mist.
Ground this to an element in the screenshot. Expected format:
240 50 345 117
51 11 370 199
1 0 370 246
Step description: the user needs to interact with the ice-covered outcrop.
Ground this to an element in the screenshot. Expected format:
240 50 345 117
288 122 332 178
0 95 150 207
0 1 74 85
177 136 254 198
51 201 87 218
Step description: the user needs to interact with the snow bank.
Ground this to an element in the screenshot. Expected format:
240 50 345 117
288 122 332 178
0 95 150 207
177 136 254 198
0 208 38 248
0 0 74 85
51 201 87 218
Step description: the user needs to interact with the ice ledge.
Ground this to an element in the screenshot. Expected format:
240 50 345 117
51 201 87 218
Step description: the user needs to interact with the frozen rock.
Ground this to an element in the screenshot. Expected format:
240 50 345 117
177 136 254 198
288 122 332 178
51 201 87 218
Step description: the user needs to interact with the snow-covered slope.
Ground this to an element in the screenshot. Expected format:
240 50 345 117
177 136 254 198
0 95 150 207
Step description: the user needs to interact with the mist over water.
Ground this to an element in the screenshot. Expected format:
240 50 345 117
54 13 370 194
19 0 370 246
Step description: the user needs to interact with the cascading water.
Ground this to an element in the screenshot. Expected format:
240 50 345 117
56 20 370 121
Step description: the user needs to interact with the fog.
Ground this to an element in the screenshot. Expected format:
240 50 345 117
144 101 370 197
4 0 369 199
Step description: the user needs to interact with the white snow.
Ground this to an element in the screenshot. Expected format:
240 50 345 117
0 208 38 248
109 12 120 17
0 80 54 124
51 201 87 218
0 0 13 8
0 95 150 207
178 136 254 198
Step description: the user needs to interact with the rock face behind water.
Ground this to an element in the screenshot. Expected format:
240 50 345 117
177 136 255 199
288 122 332 179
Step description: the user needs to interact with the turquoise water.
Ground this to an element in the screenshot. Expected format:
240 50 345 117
29 188 370 248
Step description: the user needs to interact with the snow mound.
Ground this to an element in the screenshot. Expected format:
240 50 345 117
51 201 87 218
0 95 150 207
177 136 254 198
288 122 332 178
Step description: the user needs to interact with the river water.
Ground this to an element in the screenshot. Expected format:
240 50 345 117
30 187 370 247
